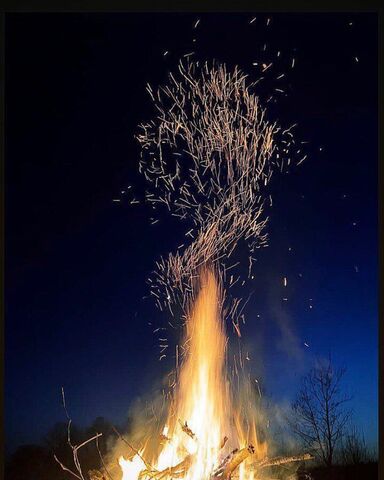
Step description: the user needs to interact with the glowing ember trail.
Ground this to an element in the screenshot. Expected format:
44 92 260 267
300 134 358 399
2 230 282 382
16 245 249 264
119 269 266 480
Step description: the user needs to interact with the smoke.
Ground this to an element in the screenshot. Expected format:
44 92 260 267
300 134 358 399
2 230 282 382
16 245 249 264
106 385 171 471
272 303 303 362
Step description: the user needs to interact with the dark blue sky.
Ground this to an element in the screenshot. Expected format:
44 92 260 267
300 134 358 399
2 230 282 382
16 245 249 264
5 13 378 454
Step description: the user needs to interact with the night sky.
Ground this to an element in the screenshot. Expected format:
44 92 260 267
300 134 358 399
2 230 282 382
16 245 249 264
5 13 378 455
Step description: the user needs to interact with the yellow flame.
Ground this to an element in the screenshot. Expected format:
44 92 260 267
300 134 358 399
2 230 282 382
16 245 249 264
155 269 230 479
120 269 266 480
119 453 146 480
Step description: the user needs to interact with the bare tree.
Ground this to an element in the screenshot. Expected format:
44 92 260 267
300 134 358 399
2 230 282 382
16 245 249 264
289 359 351 467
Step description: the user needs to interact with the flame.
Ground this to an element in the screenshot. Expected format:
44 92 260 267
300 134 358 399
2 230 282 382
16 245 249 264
119 453 146 480
120 269 266 480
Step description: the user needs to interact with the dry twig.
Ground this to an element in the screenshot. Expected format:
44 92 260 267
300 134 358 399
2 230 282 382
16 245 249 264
54 387 103 480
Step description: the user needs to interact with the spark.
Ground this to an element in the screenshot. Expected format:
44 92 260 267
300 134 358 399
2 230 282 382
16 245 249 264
136 60 302 317
193 19 200 28
233 321 241 338
255 379 262 397
297 154 307 166
249 17 256 24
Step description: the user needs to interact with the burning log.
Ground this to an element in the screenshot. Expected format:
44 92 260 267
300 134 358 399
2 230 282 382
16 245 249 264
256 453 314 469
211 445 255 480
140 454 194 480
211 449 313 480
224 445 255 477
245 454 314 480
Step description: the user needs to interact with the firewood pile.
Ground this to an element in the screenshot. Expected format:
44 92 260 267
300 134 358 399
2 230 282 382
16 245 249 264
89 451 313 480
86 421 313 480
54 390 313 480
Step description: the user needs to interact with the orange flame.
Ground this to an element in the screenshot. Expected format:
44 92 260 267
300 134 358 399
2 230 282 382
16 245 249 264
120 269 266 480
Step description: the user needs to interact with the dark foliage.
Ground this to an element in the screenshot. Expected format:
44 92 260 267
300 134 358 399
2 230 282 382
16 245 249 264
307 461 378 480
5 445 59 480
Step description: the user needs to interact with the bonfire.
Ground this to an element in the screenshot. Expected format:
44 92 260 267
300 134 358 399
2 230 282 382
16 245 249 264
55 61 313 480
115 270 312 480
